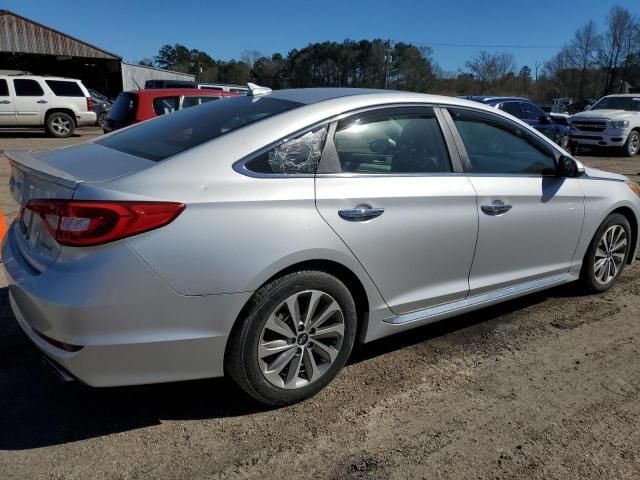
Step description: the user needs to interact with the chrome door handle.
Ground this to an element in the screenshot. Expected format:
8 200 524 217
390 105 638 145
338 206 385 222
36 100 48 104
0 100 10 104
481 201 512 216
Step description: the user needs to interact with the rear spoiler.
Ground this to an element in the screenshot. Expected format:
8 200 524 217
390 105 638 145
5 149 79 189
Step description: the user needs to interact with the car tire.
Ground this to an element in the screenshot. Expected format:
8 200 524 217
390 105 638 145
97 112 108 128
580 213 631 293
45 112 75 138
622 130 639 157
225 270 357 406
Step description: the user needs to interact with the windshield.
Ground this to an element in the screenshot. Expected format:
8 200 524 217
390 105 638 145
591 96 640 112
98 96 303 161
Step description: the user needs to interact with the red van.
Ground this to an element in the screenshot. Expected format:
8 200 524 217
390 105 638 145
103 88 238 133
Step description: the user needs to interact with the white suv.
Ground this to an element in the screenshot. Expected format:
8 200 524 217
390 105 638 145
569 94 640 157
0 75 97 138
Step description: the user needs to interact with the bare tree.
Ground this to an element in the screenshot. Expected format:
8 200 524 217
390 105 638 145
465 51 494 94
493 53 516 80
569 21 601 98
240 50 263 68
598 5 638 94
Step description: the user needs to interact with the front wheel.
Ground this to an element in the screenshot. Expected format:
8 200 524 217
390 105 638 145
622 130 639 157
46 112 75 138
225 270 357 406
580 213 631 292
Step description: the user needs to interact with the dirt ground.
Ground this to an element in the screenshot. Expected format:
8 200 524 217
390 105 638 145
1 128 640 480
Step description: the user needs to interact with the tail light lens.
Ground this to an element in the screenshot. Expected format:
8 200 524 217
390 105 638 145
25 200 185 246
86 96 93 111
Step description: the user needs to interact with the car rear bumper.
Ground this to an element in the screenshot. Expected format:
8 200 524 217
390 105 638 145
75 111 97 127
1 222 251 386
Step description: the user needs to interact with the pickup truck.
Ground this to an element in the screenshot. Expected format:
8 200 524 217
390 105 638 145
569 94 640 157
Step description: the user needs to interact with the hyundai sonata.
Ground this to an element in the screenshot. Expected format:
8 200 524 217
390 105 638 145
3 86 640 405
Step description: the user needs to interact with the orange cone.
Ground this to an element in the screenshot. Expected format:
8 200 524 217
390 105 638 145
0 210 7 243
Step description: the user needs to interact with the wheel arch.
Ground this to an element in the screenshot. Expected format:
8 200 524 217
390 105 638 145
45 108 77 126
610 206 638 264
225 259 372 364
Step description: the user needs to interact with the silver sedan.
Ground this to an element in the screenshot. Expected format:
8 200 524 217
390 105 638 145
3 87 640 405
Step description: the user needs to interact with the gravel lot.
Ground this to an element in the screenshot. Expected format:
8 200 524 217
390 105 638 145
1 128 639 480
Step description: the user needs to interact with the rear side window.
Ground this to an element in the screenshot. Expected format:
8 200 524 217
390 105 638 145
45 80 84 97
98 96 303 161
500 102 524 119
153 96 179 115
181 96 220 109
108 92 138 123
13 79 44 96
449 108 556 175
245 126 328 174
333 110 451 174
0 79 8 96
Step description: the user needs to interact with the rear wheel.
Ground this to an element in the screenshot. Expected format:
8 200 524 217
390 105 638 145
46 112 75 138
622 130 639 157
97 112 108 128
225 270 357 405
580 213 631 292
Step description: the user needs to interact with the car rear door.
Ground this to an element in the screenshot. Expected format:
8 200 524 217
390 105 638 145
444 107 584 296
0 79 16 126
315 106 478 314
12 79 47 125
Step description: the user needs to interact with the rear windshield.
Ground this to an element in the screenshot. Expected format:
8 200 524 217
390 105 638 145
98 96 303 161
108 92 138 123
45 80 85 97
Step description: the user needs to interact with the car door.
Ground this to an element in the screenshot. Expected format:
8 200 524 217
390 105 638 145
521 101 556 140
0 79 16 126
445 107 584 296
12 79 47 125
315 106 478 314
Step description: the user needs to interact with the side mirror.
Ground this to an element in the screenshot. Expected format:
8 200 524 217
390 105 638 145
584 104 592 111
557 155 584 177
539 115 551 124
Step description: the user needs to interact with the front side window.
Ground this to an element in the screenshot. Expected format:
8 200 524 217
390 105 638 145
500 102 524 119
13 79 44 96
449 108 556 175
245 126 328 175
333 111 451 174
45 80 84 97
0 79 8 96
153 96 180 116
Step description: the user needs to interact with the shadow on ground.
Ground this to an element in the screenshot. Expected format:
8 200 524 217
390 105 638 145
0 282 581 450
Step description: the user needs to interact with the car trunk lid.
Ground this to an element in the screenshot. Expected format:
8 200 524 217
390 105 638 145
5 143 155 271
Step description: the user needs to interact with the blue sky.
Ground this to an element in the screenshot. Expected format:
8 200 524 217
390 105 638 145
3 0 637 73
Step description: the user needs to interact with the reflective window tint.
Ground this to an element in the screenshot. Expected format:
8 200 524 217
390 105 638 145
0 80 8 96
45 80 84 97
153 96 180 116
521 102 545 120
500 102 524 119
333 111 451 174
13 79 44 96
449 108 556 175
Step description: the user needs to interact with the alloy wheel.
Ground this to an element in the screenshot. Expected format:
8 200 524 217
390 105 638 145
258 290 345 389
629 132 639 156
593 224 627 285
51 116 71 135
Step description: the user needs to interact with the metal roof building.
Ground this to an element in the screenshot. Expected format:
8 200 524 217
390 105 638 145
0 10 194 97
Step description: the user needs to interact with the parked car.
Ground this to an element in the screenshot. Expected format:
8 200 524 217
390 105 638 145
465 96 571 149
144 79 250 95
0 74 96 137
88 88 112 128
3 88 640 406
569 95 640 157
103 88 238 133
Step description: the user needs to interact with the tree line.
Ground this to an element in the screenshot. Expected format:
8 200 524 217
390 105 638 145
139 4 639 102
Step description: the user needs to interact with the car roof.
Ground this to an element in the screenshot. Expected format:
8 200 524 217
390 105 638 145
129 89 239 97
601 94 640 98
458 95 532 105
0 74 82 82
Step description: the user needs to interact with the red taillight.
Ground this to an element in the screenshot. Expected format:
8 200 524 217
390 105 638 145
25 200 185 247
86 96 93 111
